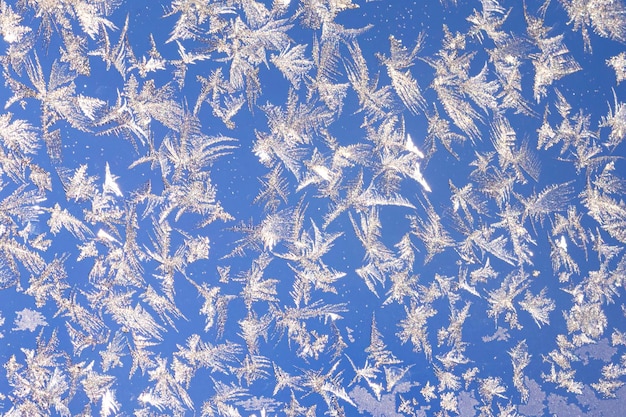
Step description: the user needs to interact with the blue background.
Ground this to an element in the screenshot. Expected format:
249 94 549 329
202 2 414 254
0 0 625 416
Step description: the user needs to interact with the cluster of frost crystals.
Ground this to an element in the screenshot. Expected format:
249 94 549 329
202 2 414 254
0 0 626 416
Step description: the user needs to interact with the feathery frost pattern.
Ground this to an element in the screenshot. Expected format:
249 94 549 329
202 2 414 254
1 0 626 416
